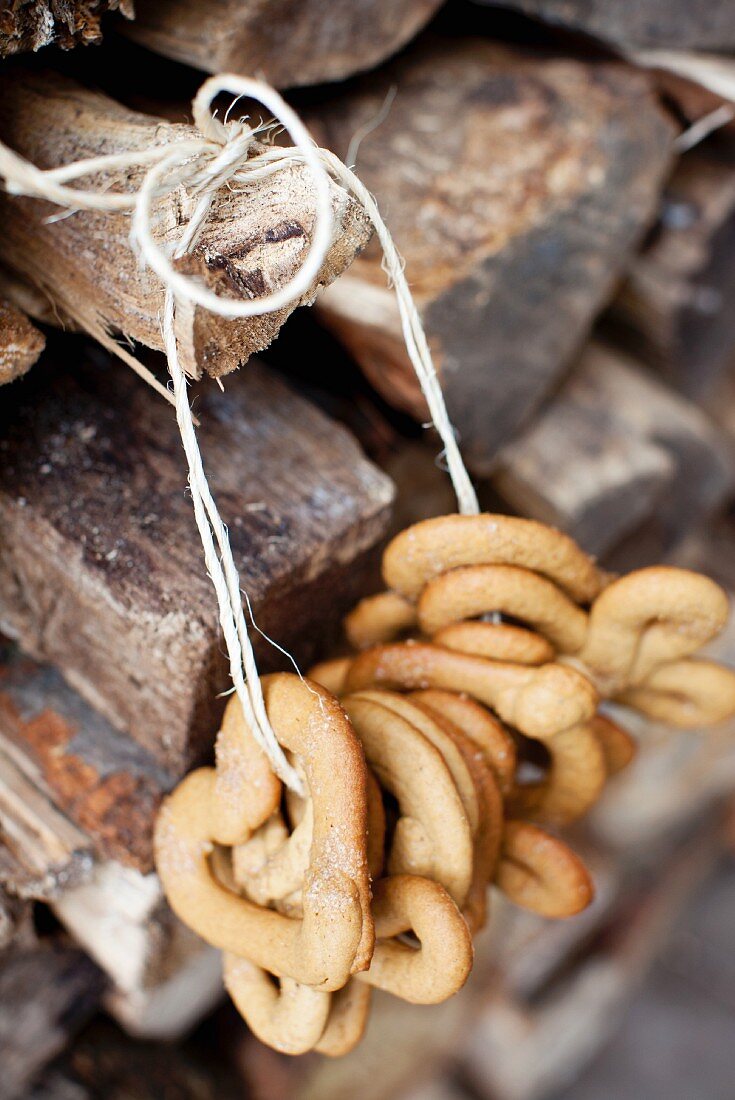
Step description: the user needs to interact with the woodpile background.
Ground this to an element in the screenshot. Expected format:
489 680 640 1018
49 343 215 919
1 2 735 1098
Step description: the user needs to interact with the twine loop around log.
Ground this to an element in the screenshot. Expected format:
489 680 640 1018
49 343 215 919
0 72 479 789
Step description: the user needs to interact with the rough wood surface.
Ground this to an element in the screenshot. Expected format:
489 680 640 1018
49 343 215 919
0 71 371 380
0 348 394 774
313 40 674 474
494 342 734 557
474 0 735 51
608 141 735 400
0 297 45 386
0 642 168 875
125 0 443 89
0 880 29 950
0 937 104 1100
0 0 131 56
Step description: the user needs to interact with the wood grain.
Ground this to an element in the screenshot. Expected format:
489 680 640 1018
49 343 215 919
0 71 372 380
313 39 674 474
0 348 394 774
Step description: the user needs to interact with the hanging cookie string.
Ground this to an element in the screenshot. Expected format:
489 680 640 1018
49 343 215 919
0 73 478 789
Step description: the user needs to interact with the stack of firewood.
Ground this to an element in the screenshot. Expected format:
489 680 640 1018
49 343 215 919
1 1 735 1098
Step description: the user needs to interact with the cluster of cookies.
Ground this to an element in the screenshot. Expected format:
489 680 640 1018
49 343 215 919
154 514 735 1057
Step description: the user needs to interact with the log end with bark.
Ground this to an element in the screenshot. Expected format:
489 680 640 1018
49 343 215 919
0 71 373 381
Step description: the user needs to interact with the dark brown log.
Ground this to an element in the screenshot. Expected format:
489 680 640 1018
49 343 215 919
607 141 735 400
125 0 444 89
494 342 734 557
0 937 103 1099
0 347 393 775
0 0 131 56
27 1017 243 1100
0 71 371 381
0 880 30 950
0 297 45 385
473 0 735 52
313 39 674 474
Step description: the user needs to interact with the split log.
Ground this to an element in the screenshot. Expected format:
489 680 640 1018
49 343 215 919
0 0 131 56
0 297 45 386
313 40 674 474
0 347 394 774
0 71 371 381
494 342 734 558
0 642 222 1037
607 141 735 400
0 937 104 1100
0 642 168 875
473 0 735 52
125 0 444 89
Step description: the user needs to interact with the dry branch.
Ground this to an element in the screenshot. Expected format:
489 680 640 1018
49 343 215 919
313 40 674 474
0 70 371 380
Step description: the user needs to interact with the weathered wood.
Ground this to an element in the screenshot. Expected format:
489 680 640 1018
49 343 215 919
0 0 131 56
125 0 444 89
608 141 735 400
0 642 168 875
494 342 734 557
313 40 674 474
0 349 394 774
0 71 371 381
474 0 735 51
0 297 45 386
0 936 104 1100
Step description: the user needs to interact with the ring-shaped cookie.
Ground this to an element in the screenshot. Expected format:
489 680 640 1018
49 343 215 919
382 514 605 603
154 673 372 990
579 567 729 690
496 821 593 918
417 564 588 653
617 658 735 726
342 692 473 908
434 621 555 666
356 875 474 1004
343 643 598 741
345 591 418 650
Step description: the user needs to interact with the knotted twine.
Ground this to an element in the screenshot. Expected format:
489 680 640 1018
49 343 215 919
0 74 479 792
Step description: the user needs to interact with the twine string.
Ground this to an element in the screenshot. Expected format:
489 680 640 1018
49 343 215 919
0 72 479 789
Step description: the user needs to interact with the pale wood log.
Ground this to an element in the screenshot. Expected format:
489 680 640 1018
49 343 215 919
0 0 131 56
473 0 735 52
0 349 393 774
608 142 735 400
0 297 45 385
126 0 444 89
0 937 104 1100
0 71 371 381
494 342 734 557
313 40 674 474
